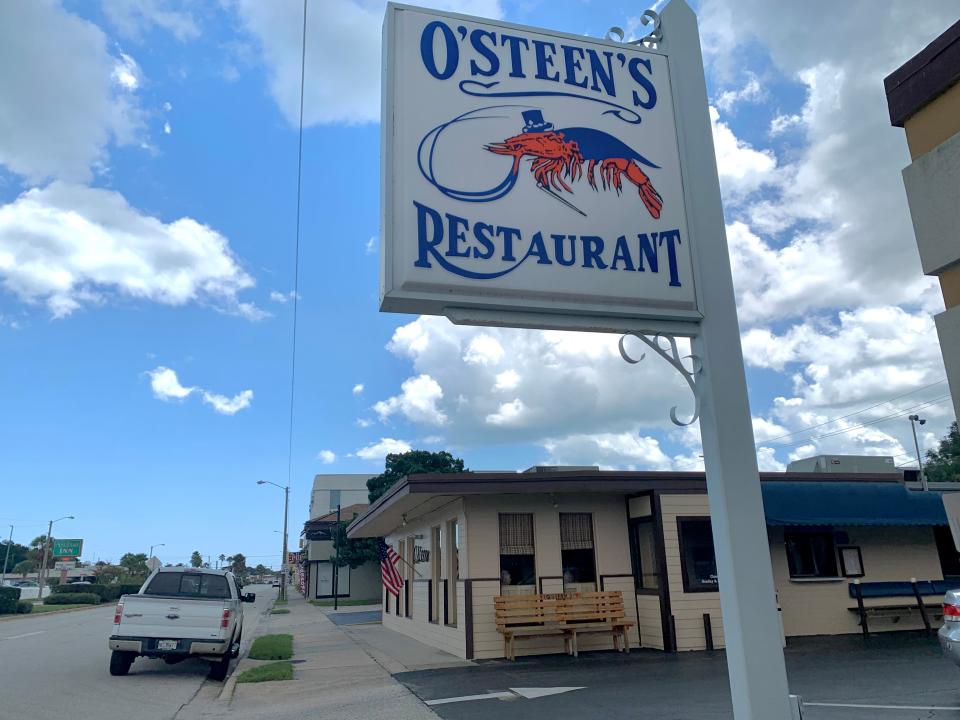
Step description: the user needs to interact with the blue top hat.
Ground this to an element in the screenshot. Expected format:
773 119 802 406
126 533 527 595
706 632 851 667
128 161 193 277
521 109 554 133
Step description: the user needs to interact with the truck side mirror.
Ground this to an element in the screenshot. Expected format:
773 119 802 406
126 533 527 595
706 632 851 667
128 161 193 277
242 592 256 603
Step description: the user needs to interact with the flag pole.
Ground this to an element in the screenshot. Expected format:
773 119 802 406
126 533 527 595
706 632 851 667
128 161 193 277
388 541 424 578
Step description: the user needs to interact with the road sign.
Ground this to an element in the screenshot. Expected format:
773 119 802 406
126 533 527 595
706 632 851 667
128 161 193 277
54 560 76 570
52 539 83 558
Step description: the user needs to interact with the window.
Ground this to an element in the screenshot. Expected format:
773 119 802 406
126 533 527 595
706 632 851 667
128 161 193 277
838 545 864 578
630 518 659 590
145 572 231 599
785 530 839 579
446 518 459 626
560 513 596 591
430 526 441 623
329 489 341 510
499 513 536 590
678 518 718 592
936 526 960 579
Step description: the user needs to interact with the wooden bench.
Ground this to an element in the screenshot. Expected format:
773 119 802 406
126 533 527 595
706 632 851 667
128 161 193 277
847 580 960 636
494 591 634 660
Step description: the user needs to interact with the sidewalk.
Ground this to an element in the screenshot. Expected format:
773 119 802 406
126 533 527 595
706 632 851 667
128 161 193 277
178 594 458 720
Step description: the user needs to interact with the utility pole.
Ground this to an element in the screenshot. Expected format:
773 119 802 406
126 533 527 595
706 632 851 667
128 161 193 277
909 414 929 491
2 525 12 584
37 516 74 596
333 504 342 610
258 481 290 601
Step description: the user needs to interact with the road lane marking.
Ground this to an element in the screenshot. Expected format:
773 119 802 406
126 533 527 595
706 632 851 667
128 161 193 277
3 631 45 640
805 702 960 711
424 687 585 706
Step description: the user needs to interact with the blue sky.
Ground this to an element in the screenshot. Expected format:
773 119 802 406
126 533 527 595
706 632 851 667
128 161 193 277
1 0 957 566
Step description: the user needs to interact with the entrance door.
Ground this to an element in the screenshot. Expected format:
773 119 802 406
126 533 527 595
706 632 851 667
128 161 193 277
315 562 351 598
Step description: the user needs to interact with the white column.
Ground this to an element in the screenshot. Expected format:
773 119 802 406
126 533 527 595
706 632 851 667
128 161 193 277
662 2 792 718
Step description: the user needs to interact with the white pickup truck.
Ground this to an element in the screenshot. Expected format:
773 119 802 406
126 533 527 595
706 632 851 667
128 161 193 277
108 567 255 680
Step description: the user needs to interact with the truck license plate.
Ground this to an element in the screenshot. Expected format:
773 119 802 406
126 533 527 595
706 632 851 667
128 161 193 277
158 640 178 650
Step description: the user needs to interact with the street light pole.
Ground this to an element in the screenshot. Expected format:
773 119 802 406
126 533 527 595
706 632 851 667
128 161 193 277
909 414 929 491
38 516 73 597
333 504 342 611
2 525 12 584
148 543 165 571
259 481 290 601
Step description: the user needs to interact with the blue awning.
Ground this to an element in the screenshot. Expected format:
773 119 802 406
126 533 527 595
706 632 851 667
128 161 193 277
761 481 948 527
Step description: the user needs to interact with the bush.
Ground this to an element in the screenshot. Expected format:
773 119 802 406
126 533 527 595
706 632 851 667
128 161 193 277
44 593 100 605
54 583 108 600
0 586 21 614
104 583 141 601
16 601 32 614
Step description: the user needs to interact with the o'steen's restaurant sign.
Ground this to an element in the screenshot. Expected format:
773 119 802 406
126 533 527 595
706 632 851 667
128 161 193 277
380 4 699 324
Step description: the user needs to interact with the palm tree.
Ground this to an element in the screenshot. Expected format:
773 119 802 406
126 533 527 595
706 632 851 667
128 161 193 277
218 553 226 569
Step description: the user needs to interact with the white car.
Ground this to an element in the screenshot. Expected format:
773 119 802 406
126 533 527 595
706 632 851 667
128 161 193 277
108 567 254 680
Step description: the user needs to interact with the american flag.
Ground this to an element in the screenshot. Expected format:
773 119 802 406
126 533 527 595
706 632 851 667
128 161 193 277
378 539 403 597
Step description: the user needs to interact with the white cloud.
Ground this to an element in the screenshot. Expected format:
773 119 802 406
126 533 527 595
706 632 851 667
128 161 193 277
163 121 172 135
352 383 364 395
202 389 253 416
355 437 412 461
101 0 200 42
0 183 264 319
494 369 520 391
756 447 786 472
318 449 336 464
463 334 505 366
715 72 764 113
769 113 802 136
543 431 672 470
356 418 374 428
486 399 527 426
163 101 173 112
365 236 377 255
231 0 503 126
147 366 195 400
0 1 144 182
710 107 777 197
146 365 254 415
374 373 447 425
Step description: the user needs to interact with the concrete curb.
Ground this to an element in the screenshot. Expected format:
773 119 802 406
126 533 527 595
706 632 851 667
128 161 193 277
216 598 277 702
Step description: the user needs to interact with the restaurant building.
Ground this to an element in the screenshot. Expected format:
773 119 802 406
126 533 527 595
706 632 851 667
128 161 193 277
347 464 957 659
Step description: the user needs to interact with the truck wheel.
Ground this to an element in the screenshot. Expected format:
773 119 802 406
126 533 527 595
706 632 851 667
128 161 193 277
208 653 231 682
230 631 242 659
109 650 135 676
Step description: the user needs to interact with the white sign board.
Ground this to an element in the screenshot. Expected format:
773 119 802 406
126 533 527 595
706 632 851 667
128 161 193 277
54 560 76 571
381 4 699 326
944 493 960 551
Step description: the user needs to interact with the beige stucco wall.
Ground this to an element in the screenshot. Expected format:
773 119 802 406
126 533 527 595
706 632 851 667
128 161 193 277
382 499 467 658
464 493 640 658
904 81 960 160
770 525 945 637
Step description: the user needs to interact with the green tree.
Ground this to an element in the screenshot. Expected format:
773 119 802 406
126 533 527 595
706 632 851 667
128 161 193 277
366 450 465 502
926 421 960 483
119 552 149 576
1 541 29 572
96 564 123 585
330 450 466 569
190 551 203 568
28 535 55 568
218 553 226 569
13 559 36 577
226 553 247 577
254 564 268 581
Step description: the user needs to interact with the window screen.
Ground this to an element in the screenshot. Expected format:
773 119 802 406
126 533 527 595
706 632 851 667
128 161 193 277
499 513 535 587
560 513 596 589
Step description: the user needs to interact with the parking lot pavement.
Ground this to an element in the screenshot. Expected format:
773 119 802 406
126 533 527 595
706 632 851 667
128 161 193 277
395 632 960 720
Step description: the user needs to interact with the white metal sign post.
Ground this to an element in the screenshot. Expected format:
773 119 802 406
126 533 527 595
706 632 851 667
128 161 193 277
380 2 793 717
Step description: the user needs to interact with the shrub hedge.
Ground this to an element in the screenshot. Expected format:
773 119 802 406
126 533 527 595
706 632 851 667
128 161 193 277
54 583 108 599
0 586 21 614
105 583 142 601
45 593 100 605
16 601 32 614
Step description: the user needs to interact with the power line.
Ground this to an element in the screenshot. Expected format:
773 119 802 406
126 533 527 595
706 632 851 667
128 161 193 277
286 0 308 493
761 379 947 444
767 395 952 450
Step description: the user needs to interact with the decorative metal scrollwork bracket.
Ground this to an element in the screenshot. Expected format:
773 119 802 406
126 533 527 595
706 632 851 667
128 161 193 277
605 10 663 49
619 332 702 426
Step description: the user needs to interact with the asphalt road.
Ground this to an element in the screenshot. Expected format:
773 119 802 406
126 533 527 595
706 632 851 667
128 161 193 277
397 632 960 720
0 584 273 720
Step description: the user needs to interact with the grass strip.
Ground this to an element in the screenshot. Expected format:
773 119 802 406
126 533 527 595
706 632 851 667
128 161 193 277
248 633 293 660
309 598 380 607
235 661 293 683
273 598 288 606
32 603 97 614
270 608 290 615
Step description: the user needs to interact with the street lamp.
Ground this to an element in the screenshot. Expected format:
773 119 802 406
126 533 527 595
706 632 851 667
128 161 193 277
2 525 12 584
258 481 290 600
148 543 165 571
909 415 929 491
38 515 74 597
